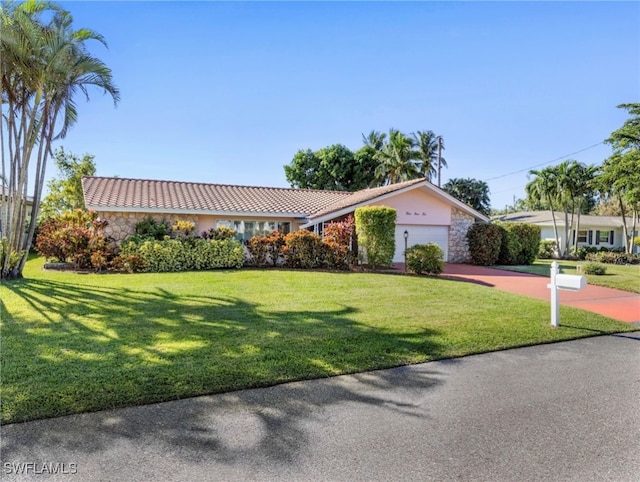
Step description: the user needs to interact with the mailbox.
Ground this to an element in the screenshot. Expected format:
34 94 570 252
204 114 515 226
555 274 587 291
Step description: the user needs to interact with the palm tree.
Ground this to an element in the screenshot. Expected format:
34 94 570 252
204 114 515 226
413 131 446 183
374 129 420 185
566 161 596 256
526 166 562 256
1 1 119 279
362 130 387 151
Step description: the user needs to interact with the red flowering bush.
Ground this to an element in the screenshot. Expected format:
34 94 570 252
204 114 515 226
322 216 355 269
35 210 112 270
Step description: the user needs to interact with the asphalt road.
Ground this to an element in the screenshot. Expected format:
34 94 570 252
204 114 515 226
2 332 640 481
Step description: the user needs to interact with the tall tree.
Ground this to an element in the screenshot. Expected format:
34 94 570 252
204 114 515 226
600 103 640 254
39 147 96 219
374 129 420 185
526 166 562 256
0 1 119 279
413 130 446 183
284 144 376 191
442 178 491 216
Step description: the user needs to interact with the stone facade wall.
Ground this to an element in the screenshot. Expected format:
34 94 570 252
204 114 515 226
448 208 476 263
100 211 199 244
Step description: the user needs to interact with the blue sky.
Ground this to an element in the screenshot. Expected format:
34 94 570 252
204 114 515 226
54 1 640 210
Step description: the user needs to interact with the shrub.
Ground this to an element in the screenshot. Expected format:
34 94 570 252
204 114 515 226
582 262 607 275
0 237 22 273
171 219 196 238
323 216 355 270
202 226 237 241
466 223 503 266
118 237 244 272
282 230 326 269
134 216 170 240
585 251 640 265
35 210 112 270
110 254 145 273
246 230 286 266
575 246 598 261
405 243 445 275
538 240 558 259
495 222 540 265
354 206 396 269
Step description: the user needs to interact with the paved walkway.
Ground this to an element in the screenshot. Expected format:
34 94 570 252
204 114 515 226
437 264 639 323
2 332 639 481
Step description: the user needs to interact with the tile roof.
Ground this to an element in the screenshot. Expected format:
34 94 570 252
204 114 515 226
82 176 353 216
493 211 633 228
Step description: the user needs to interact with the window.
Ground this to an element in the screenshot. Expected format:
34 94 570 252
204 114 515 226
599 231 610 244
215 220 291 241
577 230 587 243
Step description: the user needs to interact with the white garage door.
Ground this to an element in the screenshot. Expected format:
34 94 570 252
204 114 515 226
394 225 449 263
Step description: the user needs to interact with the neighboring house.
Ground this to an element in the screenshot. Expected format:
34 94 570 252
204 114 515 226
81 176 490 263
494 211 638 251
0 187 34 237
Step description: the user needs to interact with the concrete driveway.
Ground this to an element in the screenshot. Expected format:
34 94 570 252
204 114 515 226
2 332 639 481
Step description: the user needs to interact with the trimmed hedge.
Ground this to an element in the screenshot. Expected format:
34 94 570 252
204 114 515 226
495 222 540 265
538 240 558 259
354 206 397 269
405 243 445 275
466 223 503 266
117 238 244 272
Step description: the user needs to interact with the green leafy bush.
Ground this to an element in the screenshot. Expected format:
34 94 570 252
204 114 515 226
538 240 558 259
134 216 170 240
35 210 112 270
405 243 445 275
354 206 396 269
282 230 326 269
118 237 244 272
585 251 640 265
575 246 599 261
0 237 22 273
466 223 503 266
582 262 607 275
496 222 540 265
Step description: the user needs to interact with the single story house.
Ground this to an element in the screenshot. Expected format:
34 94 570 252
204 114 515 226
81 176 490 263
493 211 638 251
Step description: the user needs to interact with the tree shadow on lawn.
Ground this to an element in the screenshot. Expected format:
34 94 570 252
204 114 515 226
2 277 450 466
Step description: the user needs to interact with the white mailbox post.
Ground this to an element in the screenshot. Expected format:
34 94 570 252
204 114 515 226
547 261 587 327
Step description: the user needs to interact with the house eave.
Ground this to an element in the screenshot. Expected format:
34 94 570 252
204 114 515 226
86 205 310 220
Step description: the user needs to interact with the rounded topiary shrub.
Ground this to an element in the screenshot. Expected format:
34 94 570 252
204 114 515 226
405 243 445 275
582 262 607 275
466 222 503 266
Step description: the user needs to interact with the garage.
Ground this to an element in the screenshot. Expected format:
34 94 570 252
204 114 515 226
394 225 449 263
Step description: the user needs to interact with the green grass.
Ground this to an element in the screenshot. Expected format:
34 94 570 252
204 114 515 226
1 256 636 424
494 260 640 293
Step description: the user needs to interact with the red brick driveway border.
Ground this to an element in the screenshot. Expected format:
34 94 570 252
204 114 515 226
438 263 640 323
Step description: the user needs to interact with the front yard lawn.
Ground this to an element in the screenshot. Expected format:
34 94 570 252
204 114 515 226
494 260 640 293
1 256 636 424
